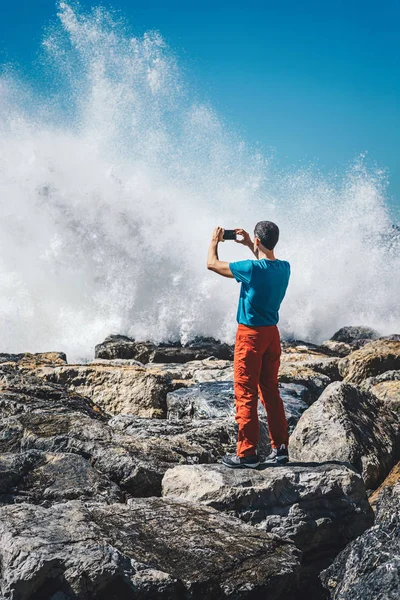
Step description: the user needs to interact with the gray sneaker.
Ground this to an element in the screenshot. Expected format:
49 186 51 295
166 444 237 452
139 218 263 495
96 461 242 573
221 454 260 469
264 444 289 464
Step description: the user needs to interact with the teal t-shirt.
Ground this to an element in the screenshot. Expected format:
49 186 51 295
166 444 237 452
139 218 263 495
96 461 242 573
229 258 290 326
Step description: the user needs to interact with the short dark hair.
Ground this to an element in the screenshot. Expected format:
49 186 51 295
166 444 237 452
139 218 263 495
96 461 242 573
254 221 279 250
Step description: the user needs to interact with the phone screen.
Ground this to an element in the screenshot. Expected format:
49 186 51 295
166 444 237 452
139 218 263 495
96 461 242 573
223 230 237 240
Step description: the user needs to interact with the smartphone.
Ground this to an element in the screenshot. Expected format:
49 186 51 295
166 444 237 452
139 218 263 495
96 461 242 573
223 229 237 240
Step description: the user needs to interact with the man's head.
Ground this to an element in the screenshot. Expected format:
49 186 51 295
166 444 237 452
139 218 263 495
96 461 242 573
254 221 279 254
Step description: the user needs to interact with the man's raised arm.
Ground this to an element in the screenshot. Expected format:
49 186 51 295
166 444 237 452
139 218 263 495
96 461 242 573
207 227 234 278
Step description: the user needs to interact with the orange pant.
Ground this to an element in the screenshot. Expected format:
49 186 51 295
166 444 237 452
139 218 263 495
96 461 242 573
234 323 289 457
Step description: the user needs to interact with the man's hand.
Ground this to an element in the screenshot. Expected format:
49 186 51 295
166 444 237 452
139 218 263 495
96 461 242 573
235 228 253 248
235 228 257 257
207 227 234 278
211 226 225 244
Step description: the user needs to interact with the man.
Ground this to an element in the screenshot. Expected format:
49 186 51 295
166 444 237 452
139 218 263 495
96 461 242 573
207 222 290 468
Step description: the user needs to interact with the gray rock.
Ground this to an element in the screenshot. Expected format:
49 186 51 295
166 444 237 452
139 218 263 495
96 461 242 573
142 358 233 383
108 414 239 464
89 358 145 367
279 383 311 431
0 363 106 420
338 338 400 384
95 334 154 361
166 381 309 448
297 357 341 381
330 326 380 344
321 462 400 599
320 340 354 357
369 461 400 517
361 370 400 412
278 363 332 405
281 340 337 356
33 363 173 418
320 327 381 358
151 340 234 363
0 353 25 364
0 498 301 599
110 413 271 462
0 450 121 505
0 408 164 497
192 363 234 383
162 462 373 574
280 342 340 376
289 381 399 489
95 335 234 363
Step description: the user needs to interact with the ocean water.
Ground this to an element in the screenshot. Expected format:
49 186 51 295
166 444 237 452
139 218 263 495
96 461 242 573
0 2 399 363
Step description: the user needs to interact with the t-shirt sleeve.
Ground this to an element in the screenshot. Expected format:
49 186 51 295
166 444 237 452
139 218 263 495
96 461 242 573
229 259 254 284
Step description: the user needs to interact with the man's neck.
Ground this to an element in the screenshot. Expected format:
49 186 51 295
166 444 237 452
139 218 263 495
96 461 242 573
257 248 276 261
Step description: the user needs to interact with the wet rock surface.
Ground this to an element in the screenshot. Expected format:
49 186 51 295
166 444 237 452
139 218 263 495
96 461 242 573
95 334 234 363
321 462 400 599
289 381 399 489
166 381 309 434
0 498 301 600
162 462 374 574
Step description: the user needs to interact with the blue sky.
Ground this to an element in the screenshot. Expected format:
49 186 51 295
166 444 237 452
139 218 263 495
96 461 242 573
1 0 399 221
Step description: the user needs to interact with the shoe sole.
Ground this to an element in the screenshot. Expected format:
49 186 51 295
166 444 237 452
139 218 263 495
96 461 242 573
222 462 261 469
263 456 289 465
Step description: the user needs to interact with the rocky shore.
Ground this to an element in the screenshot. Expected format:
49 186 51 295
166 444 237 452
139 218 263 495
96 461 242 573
0 326 398 599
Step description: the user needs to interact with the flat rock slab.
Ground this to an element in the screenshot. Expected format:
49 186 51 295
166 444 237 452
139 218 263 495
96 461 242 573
289 381 399 489
321 462 400 599
162 462 373 570
0 498 301 600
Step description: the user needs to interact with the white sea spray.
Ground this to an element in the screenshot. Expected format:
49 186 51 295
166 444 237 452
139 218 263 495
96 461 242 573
0 2 398 362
